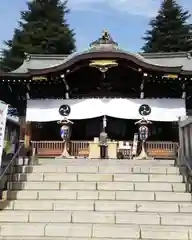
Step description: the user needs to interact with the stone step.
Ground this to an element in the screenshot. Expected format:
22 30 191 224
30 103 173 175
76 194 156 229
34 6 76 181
1 158 189 239
0 238 173 240
11 173 183 182
3 190 191 201
39 158 175 166
0 223 190 239
1 200 192 212
15 164 179 174
0 238 168 240
8 181 186 192
0 236 189 240
2 210 192 226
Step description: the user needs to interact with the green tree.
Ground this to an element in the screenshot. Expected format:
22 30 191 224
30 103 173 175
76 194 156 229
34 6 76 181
142 0 192 52
1 0 76 71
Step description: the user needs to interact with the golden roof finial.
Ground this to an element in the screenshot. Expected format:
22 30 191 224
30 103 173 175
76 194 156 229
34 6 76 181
89 29 118 48
101 29 109 39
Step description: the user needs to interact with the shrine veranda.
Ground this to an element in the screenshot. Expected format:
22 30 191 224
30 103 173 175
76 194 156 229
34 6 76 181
1 31 192 158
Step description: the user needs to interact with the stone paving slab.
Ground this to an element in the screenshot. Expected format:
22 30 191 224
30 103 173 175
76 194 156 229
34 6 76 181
15 164 180 175
11 172 183 183
2 210 192 226
0 238 175 240
9 181 186 192
4 190 190 201
0 223 188 239
39 159 175 166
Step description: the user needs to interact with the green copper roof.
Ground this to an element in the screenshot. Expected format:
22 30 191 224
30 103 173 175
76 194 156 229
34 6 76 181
140 51 192 71
11 54 68 73
10 30 192 74
12 50 192 74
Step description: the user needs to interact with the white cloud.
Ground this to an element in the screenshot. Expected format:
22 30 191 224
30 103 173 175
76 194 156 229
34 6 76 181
67 0 192 18
68 0 160 17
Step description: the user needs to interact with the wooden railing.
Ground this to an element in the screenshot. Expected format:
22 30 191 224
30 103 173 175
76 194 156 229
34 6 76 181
32 141 64 156
176 117 192 192
31 140 178 159
31 141 89 157
146 141 178 158
177 117 192 167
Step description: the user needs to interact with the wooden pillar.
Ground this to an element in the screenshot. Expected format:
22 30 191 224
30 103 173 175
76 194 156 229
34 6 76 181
18 94 32 146
24 122 31 148
178 119 184 166
140 72 148 98
19 117 31 147
19 116 26 142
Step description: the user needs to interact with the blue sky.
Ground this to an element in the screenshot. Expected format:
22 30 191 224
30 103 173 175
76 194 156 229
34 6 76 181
0 0 192 52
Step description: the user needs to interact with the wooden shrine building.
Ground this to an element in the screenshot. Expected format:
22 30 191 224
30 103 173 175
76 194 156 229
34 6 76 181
1 30 192 158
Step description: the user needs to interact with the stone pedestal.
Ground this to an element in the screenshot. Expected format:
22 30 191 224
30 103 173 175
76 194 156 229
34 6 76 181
89 142 100 159
89 141 118 159
134 141 153 160
108 141 118 159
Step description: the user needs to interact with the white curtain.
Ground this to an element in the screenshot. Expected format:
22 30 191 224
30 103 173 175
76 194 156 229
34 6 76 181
26 98 186 122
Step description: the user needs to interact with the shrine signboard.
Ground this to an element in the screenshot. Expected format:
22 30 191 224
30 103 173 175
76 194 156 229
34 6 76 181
0 102 8 167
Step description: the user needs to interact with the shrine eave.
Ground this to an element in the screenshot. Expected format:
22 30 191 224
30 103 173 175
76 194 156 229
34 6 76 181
2 49 192 77
28 50 183 74
0 72 31 78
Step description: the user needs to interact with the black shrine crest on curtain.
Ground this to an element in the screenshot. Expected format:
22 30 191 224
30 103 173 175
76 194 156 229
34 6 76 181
59 105 71 116
139 104 151 116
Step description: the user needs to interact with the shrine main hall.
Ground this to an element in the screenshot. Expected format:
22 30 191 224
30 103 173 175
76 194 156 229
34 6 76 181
1 30 192 158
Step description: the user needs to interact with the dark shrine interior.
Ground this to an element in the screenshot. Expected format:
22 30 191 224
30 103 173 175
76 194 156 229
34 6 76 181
31 117 179 142
60 59 183 99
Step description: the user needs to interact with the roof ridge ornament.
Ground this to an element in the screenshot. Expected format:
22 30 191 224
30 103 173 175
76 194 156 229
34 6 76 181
89 29 118 49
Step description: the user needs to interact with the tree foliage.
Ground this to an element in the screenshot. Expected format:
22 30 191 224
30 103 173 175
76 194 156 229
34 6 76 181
1 0 76 71
142 0 192 52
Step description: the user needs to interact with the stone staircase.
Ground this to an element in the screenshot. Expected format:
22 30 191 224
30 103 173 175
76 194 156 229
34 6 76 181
0 159 192 239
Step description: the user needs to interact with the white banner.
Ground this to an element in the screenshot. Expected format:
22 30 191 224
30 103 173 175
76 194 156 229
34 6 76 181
132 133 139 156
26 98 186 122
0 102 8 167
